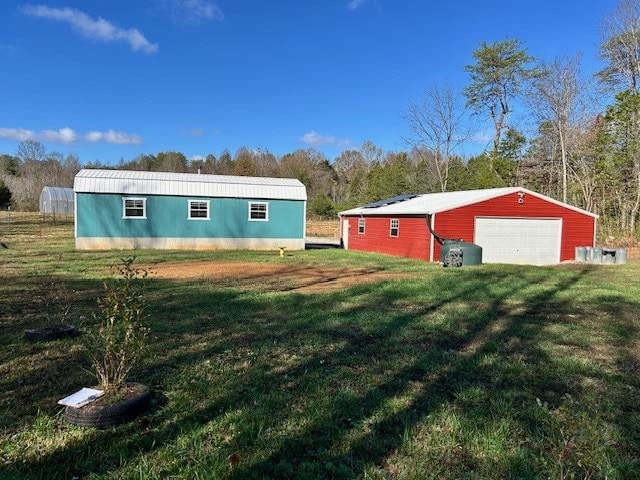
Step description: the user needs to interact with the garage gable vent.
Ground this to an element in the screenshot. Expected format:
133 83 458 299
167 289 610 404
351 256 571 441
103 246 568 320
362 194 418 209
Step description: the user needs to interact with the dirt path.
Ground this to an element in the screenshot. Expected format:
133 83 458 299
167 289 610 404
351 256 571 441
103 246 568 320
148 261 409 293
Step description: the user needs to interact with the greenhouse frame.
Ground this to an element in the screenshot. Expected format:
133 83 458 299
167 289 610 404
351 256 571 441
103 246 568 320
39 186 74 214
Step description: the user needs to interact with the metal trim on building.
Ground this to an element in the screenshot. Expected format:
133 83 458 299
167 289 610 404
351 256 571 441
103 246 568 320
338 187 598 218
74 169 307 201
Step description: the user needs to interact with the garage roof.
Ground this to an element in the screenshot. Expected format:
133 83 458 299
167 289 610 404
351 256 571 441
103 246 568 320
339 187 598 217
74 169 307 201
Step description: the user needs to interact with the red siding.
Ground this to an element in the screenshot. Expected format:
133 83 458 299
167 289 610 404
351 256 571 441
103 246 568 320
342 191 596 263
343 216 430 260
433 192 595 262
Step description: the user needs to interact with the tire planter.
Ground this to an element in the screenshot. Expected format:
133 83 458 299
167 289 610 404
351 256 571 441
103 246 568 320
64 383 151 428
24 325 79 342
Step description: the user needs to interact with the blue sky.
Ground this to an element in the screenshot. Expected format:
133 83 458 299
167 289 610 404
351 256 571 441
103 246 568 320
0 0 617 165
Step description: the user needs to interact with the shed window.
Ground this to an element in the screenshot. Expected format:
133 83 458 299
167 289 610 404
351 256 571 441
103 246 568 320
390 218 399 237
188 200 210 220
249 202 268 221
123 198 146 219
358 218 365 234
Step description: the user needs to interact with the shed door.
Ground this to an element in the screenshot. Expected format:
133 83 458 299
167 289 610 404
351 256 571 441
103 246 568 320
474 217 562 265
342 219 350 250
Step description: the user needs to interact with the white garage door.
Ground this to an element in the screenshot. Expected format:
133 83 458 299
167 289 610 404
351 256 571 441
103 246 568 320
474 217 562 265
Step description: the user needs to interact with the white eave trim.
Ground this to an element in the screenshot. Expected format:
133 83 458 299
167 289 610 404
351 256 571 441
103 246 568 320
73 169 307 201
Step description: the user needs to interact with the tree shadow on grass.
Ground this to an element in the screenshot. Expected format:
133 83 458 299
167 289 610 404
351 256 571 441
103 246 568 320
222 267 594 478
3 265 640 478
0 277 102 433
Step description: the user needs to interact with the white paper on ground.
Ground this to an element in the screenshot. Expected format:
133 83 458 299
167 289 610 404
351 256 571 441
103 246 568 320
58 387 105 408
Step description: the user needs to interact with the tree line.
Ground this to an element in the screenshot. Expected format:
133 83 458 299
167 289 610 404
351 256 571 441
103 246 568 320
2 0 640 241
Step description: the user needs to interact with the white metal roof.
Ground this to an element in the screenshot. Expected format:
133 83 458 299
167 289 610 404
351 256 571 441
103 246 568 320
41 186 74 202
74 169 307 201
338 187 598 218
40 186 75 213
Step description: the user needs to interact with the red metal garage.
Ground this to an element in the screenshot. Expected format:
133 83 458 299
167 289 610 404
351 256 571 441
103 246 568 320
338 187 598 265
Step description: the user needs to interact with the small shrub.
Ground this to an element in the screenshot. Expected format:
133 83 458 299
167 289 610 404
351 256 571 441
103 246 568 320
85 256 149 391
35 259 74 327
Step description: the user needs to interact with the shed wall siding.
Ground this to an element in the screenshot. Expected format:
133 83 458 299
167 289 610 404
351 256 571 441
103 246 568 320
432 192 595 262
76 193 304 242
76 237 304 250
344 216 429 261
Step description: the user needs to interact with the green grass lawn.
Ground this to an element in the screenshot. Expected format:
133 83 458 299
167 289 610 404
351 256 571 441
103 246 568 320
1 213 639 479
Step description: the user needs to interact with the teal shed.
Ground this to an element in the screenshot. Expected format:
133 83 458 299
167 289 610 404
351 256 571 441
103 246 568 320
73 169 307 251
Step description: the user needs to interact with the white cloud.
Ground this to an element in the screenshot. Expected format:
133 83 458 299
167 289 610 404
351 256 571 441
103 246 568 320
22 5 158 53
41 127 78 143
0 128 35 142
180 127 205 136
183 0 224 21
0 126 142 145
85 130 142 145
156 0 224 24
301 130 350 149
302 131 333 146
348 0 370 11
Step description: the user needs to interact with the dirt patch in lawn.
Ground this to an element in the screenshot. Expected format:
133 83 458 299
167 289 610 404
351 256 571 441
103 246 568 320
149 261 410 293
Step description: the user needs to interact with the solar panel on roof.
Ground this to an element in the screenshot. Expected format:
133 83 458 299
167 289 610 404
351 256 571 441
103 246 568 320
362 194 418 209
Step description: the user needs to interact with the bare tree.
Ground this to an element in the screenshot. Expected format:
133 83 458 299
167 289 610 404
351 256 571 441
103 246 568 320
528 55 588 203
278 148 335 199
14 140 47 208
569 122 601 214
359 140 383 166
333 150 365 204
598 0 640 234
598 0 640 93
16 140 46 164
156 151 188 172
253 148 279 177
61 153 82 187
403 82 470 192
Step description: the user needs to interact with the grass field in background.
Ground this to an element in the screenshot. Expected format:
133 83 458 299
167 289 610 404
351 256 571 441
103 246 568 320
1 213 639 479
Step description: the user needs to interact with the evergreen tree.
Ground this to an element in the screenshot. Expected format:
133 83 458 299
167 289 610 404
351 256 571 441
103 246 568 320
0 179 12 209
308 192 336 219
464 38 539 159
